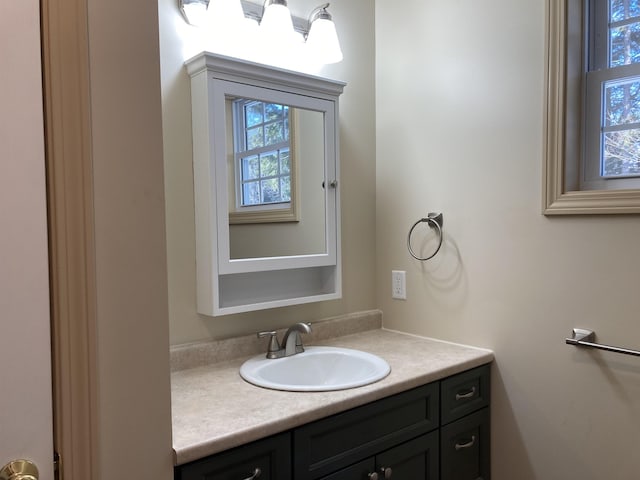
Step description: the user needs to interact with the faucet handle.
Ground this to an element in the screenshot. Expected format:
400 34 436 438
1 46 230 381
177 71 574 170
257 331 281 359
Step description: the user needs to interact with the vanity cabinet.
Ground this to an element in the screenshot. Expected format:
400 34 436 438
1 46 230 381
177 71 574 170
174 364 490 480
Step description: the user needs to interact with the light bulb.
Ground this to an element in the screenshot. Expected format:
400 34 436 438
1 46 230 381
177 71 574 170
306 16 342 64
260 2 296 44
181 0 208 26
206 0 245 28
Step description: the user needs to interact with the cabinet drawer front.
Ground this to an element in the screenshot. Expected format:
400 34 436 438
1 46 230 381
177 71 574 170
440 407 490 480
294 383 439 479
175 432 291 480
440 364 490 425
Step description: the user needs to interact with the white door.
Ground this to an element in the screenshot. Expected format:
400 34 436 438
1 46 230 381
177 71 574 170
0 1 55 479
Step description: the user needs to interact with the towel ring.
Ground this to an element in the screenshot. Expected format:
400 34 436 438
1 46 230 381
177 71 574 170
407 213 444 261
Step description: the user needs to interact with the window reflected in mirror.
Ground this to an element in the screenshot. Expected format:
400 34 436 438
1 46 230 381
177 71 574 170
234 99 292 208
226 96 327 260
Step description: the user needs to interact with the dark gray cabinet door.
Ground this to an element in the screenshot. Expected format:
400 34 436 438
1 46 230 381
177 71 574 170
319 432 439 480
440 408 490 480
294 383 439 479
175 432 291 480
376 432 439 480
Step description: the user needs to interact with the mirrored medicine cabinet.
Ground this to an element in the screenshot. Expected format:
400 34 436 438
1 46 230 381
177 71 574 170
185 52 345 315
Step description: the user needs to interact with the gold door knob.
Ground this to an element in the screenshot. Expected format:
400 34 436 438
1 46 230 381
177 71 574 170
0 460 38 480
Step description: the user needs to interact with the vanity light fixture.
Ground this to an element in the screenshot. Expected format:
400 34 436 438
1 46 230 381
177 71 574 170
179 0 209 26
305 3 342 64
177 0 343 65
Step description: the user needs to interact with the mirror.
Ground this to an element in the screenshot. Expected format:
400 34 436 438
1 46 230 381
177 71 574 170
226 99 327 260
185 52 345 315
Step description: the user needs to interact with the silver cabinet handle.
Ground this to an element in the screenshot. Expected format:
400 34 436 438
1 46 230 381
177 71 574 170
455 435 476 450
455 386 476 400
242 467 261 480
367 473 379 480
380 467 392 478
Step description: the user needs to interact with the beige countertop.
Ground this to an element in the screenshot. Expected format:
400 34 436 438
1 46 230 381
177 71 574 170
171 327 494 465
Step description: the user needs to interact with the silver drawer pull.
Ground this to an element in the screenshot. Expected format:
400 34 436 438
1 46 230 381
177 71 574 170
455 435 476 450
455 386 476 400
242 467 261 480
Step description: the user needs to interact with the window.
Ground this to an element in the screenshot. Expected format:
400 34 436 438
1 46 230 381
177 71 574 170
543 0 640 214
228 98 299 224
583 0 640 190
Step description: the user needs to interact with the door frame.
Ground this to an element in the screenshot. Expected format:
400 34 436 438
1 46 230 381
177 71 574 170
41 0 97 477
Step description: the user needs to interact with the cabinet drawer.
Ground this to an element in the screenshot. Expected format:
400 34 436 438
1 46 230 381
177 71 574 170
440 364 490 425
294 383 439 479
175 432 291 480
440 407 490 480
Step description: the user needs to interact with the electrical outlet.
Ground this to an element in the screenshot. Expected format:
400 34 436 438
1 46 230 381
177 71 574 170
391 270 406 300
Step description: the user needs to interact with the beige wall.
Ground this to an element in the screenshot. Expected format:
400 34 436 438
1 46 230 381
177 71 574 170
159 0 377 344
87 0 173 477
376 1 640 479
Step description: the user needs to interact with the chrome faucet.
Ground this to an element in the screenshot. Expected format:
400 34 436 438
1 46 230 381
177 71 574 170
257 322 312 359
282 322 312 356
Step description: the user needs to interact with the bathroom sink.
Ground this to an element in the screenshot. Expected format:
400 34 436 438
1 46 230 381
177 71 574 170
239 346 391 392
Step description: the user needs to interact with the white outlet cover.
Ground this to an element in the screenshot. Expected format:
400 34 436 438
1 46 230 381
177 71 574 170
391 270 406 300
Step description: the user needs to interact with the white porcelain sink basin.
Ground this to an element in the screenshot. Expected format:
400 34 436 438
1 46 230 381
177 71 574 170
239 346 391 392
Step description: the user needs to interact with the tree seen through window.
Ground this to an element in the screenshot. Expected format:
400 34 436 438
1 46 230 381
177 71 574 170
601 0 640 177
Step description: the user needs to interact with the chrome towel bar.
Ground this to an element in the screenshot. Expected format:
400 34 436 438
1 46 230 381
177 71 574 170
566 328 640 358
